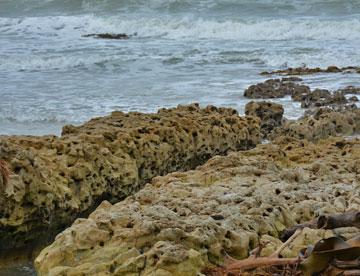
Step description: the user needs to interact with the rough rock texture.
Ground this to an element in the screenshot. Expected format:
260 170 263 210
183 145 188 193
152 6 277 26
270 107 360 142
338 86 360 95
245 101 284 138
243 79 310 99
244 79 351 109
0 104 261 250
261 66 360 75
298 89 348 108
35 137 360 275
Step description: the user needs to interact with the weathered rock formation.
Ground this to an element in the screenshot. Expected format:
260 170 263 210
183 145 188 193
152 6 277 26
338 86 360 95
243 79 310 99
245 101 284 138
244 79 355 110
261 65 360 76
0 104 261 251
298 89 348 108
270 107 360 142
35 137 360 275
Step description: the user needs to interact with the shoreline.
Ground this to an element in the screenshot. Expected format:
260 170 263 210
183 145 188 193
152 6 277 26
1 69 360 275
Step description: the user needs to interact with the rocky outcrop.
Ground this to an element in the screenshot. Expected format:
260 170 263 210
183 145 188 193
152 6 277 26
0 104 261 251
298 89 348 108
243 79 310 99
270 107 360 142
244 79 354 110
337 86 360 96
35 137 360 275
261 66 360 75
245 101 284 138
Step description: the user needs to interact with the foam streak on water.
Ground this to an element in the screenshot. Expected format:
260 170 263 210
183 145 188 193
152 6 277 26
1 0 360 135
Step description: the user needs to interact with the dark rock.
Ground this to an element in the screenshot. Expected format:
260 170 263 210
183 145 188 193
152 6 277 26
349 96 359 102
82 33 130 39
300 90 347 108
244 79 310 99
261 66 360 76
282 77 303 82
337 86 360 95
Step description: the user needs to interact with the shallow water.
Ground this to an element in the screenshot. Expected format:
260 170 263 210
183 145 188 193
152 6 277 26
0 265 36 276
1 0 360 135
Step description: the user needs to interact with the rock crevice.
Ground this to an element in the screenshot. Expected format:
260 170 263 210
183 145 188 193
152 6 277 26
0 104 260 251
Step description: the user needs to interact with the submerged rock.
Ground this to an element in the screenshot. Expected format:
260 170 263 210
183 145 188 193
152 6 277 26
35 137 360 275
0 104 260 251
245 101 284 138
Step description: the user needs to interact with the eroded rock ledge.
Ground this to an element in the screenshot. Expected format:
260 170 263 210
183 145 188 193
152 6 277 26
0 104 260 251
35 137 360 275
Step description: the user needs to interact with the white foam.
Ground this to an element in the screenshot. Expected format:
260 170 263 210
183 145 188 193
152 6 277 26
2 15 360 41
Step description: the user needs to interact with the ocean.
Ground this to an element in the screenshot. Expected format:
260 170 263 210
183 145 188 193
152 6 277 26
1 0 360 136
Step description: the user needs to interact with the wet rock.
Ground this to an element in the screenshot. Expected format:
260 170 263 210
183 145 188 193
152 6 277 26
281 77 303 82
82 33 131 39
245 101 284 138
35 137 360 275
244 79 310 99
0 104 261 251
299 90 348 108
337 86 360 95
349 96 359 102
261 65 360 76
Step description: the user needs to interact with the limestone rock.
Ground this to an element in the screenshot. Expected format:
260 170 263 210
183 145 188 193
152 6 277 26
270 107 360 142
0 104 261 250
299 89 348 108
243 79 310 99
245 101 284 138
35 137 360 275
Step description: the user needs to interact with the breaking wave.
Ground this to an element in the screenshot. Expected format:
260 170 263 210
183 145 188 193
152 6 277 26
1 15 360 41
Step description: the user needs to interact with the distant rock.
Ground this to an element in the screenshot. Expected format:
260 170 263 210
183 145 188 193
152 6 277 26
82 33 130 39
299 89 348 108
261 65 360 76
337 86 360 95
244 79 310 99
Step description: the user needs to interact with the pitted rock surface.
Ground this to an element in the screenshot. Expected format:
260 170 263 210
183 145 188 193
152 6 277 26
0 104 260 250
245 101 284 138
243 79 310 99
298 89 348 108
270 107 360 142
35 137 360 275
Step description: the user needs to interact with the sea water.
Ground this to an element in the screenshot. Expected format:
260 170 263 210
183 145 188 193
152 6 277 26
1 0 360 135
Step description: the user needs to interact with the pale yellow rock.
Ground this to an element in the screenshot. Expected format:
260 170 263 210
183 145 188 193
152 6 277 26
0 104 261 250
35 137 360 275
